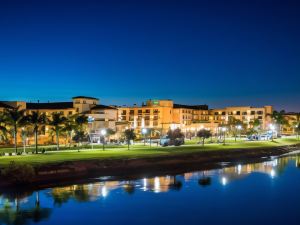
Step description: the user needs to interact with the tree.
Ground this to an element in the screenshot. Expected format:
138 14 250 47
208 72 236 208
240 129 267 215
74 114 88 132
62 115 76 147
295 122 300 140
227 118 243 141
291 113 300 139
73 114 88 146
167 128 184 140
27 111 47 154
249 119 261 135
0 112 8 144
271 110 288 136
48 112 67 151
197 129 212 146
3 106 27 153
124 129 136 150
106 128 116 142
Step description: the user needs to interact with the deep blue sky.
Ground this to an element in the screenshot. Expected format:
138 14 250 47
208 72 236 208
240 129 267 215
0 0 299 111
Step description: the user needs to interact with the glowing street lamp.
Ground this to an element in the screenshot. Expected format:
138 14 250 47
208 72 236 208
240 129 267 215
222 127 227 145
236 125 242 141
269 124 275 141
142 128 147 146
101 129 107 151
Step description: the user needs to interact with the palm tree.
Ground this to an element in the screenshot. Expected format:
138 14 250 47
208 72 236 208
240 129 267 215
295 122 300 140
27 111 47 154
3 106 26 153
271 110 288 136
73 114 88 147
48 112 66 151
0 112 8 144
74 114 88 132
124 129 136 150
62 115 76 147
291 113 300 139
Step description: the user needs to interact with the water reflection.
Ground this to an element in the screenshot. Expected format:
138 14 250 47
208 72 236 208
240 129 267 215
0 154 298 225
0 191 52 225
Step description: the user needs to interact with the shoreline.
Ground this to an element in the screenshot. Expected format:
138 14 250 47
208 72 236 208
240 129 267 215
0 143 299 189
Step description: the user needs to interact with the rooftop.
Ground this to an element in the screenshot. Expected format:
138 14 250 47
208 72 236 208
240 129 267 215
173 104 209 110
72 96 99 100
91 104 117 110
26 102 74 110
0 102 14 109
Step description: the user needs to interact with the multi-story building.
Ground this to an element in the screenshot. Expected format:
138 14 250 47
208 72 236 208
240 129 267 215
0 96 118 144
118 100 274 136
209 106 273 130
118 99 175 136
0 96 286 144
282 112 300 135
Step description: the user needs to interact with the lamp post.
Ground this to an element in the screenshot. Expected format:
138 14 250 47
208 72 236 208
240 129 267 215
236 125 242 141
142 128 147 146
269 124 275 141
21 127 26 154
101 129 107 151
222 127 227 145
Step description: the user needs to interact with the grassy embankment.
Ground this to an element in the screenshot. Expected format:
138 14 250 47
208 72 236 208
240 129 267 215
0 138 299 166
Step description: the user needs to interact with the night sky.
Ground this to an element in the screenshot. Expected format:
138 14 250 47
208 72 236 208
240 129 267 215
0 0 299 111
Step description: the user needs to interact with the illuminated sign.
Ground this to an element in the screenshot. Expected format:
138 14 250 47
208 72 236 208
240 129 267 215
152 100 159 105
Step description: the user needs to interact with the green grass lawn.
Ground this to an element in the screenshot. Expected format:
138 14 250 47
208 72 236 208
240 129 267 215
0 138 299 166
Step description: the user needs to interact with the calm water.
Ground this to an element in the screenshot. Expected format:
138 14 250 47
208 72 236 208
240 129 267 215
1 154 300 225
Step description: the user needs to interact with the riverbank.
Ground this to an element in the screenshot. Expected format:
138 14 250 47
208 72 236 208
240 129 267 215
0 139 299 188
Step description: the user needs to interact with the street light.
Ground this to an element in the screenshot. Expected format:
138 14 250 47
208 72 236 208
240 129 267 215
21 127 26 154
236 125 242 141
269 124 275 141
101 129 107 150
142 128 147 146
222 127 227 145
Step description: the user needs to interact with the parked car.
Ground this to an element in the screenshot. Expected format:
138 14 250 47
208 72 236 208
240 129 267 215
160 135 184 147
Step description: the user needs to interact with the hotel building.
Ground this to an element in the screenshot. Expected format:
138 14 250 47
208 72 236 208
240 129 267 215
2 95 297 144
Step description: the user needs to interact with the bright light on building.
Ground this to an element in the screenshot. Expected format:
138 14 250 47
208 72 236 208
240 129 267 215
269 124 275 131
142 128 147 134
236 125 242 130
222 127 227 132
101 129 107 136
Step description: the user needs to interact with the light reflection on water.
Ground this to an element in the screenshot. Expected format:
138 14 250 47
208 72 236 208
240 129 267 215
1 155 300 225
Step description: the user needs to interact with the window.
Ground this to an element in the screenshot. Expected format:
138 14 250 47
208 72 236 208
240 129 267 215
83 100 86 104
68 111 73 115
145 109 150 113
251 111 255 115
236 111 240 115
122 110 127 115
258 116 263 119
129 110 134 114
242 112 247 115
257 111 263 115
222 112 226 115
138 110 142 114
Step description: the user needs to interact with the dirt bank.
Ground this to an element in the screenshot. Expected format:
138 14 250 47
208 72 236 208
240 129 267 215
0 144 299 189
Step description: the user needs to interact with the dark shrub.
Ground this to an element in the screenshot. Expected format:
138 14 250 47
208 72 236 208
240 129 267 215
1 161 35 184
